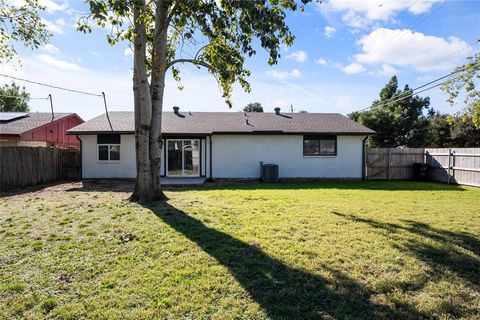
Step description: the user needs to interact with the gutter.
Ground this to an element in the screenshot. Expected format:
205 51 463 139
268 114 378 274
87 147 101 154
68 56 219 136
76 135 82 179
209 136 213 181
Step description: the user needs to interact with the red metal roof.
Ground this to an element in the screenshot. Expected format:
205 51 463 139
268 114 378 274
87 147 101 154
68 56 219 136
0 112 80 135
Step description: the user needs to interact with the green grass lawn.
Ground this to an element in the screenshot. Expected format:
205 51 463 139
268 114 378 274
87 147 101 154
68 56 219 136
1 180 479 319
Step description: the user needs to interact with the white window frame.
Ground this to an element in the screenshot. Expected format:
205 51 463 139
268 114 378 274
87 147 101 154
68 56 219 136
97 144 121 162
166 139 200 177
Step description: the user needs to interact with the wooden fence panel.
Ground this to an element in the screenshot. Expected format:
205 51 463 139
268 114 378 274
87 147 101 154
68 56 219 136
366 148 425 180
367 147 479 187
0 147 80 191
449 148 478 187
365 148 388 180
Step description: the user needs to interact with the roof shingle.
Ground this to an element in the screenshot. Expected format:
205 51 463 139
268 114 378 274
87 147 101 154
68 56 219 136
67 111 375 135
0 112 77 135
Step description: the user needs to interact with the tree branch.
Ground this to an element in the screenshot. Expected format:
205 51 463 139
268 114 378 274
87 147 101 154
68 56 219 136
194 43 211 61
165 2 178 26
166 58 214 71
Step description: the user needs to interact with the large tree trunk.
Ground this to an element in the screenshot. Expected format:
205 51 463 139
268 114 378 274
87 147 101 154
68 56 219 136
130 0 169 202
148 0 169 201
130 0 156 202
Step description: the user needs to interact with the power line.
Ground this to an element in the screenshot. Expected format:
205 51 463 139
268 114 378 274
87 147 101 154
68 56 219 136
366 82 444 112
423 38 479 72
0 94 49 100
0 73 103 97
356 56 480 113
356 71 458 113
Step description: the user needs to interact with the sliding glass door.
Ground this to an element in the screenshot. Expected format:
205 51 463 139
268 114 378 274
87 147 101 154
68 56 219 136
167 139 199 176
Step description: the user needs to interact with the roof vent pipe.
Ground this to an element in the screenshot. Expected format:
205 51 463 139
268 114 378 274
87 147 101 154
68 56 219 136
173 106 180 114
245 119 249 125
274 107 281 115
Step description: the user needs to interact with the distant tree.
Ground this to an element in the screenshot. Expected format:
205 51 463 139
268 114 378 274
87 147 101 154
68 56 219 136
243 102 263 112
427 112 453 147
349 76 431 147
0 82 30 112
425 112 480 147
441 46 479 128
0 0 51 62
448 115 480 147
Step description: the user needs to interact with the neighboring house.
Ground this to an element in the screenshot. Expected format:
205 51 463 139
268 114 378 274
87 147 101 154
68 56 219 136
0 112 84 148
66 107 375 181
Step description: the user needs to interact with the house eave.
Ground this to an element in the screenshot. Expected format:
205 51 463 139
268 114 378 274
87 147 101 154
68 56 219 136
67 130 374 136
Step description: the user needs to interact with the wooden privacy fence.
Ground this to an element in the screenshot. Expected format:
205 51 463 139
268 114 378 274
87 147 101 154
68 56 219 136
366 148 480 187
0 147 80 191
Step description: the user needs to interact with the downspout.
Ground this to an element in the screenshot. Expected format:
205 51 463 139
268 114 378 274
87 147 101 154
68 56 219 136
76 135 82 179
362 136 368 181
209 135 213 181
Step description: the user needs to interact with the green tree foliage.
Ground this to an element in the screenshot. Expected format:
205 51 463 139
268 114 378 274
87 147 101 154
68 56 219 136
426 113 480 148
448 115 480 147
349 76 431 147
427 112 452 147
0 0 51 62
441 46 480 128
0 82 30 112
79 0 314 201
243 102 263 112
428 112 480 147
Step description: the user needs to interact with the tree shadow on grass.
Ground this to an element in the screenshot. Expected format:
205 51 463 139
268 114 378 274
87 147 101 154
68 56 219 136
149 203 428 319
332 212 480 288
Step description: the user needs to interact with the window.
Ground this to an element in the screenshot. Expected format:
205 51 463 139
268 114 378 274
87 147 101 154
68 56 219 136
303 135 337 156
97 134 121 161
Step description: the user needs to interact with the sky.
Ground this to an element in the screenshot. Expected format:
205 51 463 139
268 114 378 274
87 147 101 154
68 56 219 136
1 0 479 121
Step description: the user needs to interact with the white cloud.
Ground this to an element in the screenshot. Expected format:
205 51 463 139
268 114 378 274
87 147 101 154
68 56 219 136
341 63 366 74
124 48 133 57
374 64 397 77
41 44 60 54
39 0 67 13
324 26 336 38
36 54 83 71
266 69 302 80
286 50 308 63
315 58 327 65
321 0 444 28
42 18 64 34
355 28 471 72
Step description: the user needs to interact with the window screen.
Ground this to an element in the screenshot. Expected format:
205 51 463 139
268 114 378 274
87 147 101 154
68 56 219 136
109 145 120 160
303 136 337 156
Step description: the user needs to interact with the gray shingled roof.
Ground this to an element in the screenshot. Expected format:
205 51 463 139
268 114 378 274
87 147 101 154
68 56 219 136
67 111 375 135
0 112 77 135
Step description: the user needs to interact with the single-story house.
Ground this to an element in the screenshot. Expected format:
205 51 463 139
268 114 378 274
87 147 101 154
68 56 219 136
66 107 375 181
0 112 84 148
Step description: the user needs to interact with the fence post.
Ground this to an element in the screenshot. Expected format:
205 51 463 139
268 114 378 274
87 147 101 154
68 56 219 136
387 148 391 181
447 149 451 184
451 150 456 183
